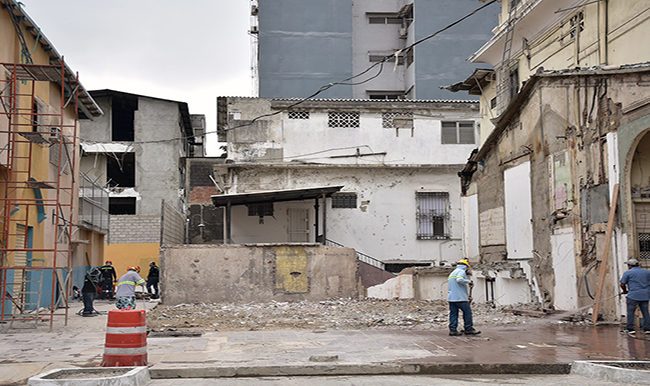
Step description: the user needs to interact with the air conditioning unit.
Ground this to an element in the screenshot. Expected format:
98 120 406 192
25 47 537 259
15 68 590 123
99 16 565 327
250 25 259 34
398 27 407 39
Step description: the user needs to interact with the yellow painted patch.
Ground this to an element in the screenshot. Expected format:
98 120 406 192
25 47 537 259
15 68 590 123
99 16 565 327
275 246 308 293
105 243 159 276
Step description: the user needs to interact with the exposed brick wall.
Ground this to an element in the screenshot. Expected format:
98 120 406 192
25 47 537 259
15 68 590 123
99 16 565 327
189 186 219 204
110 215 161 244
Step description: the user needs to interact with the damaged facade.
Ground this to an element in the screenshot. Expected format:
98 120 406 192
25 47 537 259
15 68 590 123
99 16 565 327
79 90 204 274
443 0 650 320
215 97 480 273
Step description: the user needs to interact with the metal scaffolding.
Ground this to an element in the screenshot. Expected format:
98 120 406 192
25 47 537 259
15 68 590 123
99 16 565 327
0 60 79 330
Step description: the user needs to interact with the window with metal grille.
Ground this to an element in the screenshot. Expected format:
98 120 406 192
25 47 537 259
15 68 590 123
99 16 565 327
382 112 413 128
247 203 274 217
288 111 309 120
638 233 650 268
441 121 475 144
328 111 360 128
332 193 357 209
416 192 450 240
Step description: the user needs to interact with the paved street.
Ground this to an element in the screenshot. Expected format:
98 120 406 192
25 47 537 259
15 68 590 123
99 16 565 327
1 300 649 385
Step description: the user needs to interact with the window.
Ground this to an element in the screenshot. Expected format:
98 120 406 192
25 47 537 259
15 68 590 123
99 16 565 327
569 11 584 39
369 93 404 100
111 94 137 141
107 153 135 188
367 13 402 24
49 135 71 174
332 193 357 209
109 197 136 215
382 112 413 128
639 233 650 268
416 192 450 240
247 203 273 217
441 121 475 144
368 52 405 65
288 111 309 120
328 111 360 128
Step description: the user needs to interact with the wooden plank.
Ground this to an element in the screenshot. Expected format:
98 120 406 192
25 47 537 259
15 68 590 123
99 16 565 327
591 184 619 323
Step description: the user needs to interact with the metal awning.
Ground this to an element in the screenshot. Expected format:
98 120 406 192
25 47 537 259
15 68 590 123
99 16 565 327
211 186 344 244
440 69 494 95
211 186 344 207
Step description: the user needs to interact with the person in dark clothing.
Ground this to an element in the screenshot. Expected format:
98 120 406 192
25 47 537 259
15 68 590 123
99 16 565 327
99 260 117 299
146 261 160 298
82 267 100 316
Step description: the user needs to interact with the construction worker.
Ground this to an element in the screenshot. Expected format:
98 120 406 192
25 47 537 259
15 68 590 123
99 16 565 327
99 260 117 299
447 259 481 336
81 267 101 317
620 258 650 334
146 261 160 299
115 266 146 310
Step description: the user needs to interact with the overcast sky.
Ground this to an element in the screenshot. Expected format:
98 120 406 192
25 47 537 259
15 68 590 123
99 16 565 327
22 0 253 155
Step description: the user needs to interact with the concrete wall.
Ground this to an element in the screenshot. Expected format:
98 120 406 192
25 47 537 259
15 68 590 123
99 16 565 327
225 97 480 166
159 244 360 304
256 0 499 100
80 92 188 217
227 165 465 265
368 264 532 307
412 0 499 100
258 0 353 98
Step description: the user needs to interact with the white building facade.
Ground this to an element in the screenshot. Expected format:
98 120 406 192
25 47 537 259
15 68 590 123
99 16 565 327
216 97 479 271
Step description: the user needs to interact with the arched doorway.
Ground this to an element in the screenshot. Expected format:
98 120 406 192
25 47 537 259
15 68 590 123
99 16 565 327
630 130 650 269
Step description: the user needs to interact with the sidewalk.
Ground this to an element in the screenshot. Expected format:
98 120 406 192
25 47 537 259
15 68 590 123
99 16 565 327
1 299 649 385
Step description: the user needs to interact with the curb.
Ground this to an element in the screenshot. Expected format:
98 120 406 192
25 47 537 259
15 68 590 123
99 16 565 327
27 366 150 386
149 362 571 379
571 361 650 385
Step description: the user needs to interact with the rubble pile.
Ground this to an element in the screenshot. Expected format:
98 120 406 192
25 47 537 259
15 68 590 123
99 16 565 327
147 298 588 332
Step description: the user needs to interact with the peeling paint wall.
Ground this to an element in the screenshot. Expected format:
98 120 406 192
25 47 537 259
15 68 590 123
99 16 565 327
160 244 359 304
227 165 465 265
472 72 650 319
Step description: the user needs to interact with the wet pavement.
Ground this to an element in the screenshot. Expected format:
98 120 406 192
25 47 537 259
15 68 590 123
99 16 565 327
0 301 649 385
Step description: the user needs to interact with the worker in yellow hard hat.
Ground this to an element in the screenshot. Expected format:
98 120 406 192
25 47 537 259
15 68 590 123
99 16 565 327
447 259 480 336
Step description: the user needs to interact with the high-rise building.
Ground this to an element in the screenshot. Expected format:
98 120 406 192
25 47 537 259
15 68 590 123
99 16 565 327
252 0 499 100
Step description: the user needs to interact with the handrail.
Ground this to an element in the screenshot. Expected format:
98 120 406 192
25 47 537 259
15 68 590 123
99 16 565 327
325 239 385 270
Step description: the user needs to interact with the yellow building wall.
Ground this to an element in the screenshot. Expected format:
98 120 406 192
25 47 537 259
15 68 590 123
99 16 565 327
105 243 160 278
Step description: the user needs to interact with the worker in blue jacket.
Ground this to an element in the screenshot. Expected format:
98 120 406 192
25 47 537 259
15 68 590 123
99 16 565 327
620 258 650 334
447 259 481 336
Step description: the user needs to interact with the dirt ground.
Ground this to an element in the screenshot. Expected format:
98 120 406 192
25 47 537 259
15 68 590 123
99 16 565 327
145 298 591 333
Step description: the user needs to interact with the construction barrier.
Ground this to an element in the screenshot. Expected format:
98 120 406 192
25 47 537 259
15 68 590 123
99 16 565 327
100 308 148 367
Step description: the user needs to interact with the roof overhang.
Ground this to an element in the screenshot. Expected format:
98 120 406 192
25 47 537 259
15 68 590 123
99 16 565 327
1 0 103 119
469 0 588 65
440 69 494 95
211 186 344 207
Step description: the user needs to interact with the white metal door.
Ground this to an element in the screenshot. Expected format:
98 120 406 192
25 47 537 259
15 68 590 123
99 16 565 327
504 162 534 258
288 209 309 242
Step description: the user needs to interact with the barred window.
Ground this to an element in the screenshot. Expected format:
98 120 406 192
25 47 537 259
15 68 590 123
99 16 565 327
328 111 360 128
332 193 357 209
382 112 413 128
247 203 274 217
639 233 650 268
441 121 475 144
416 192 450 240
288 111 309 120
